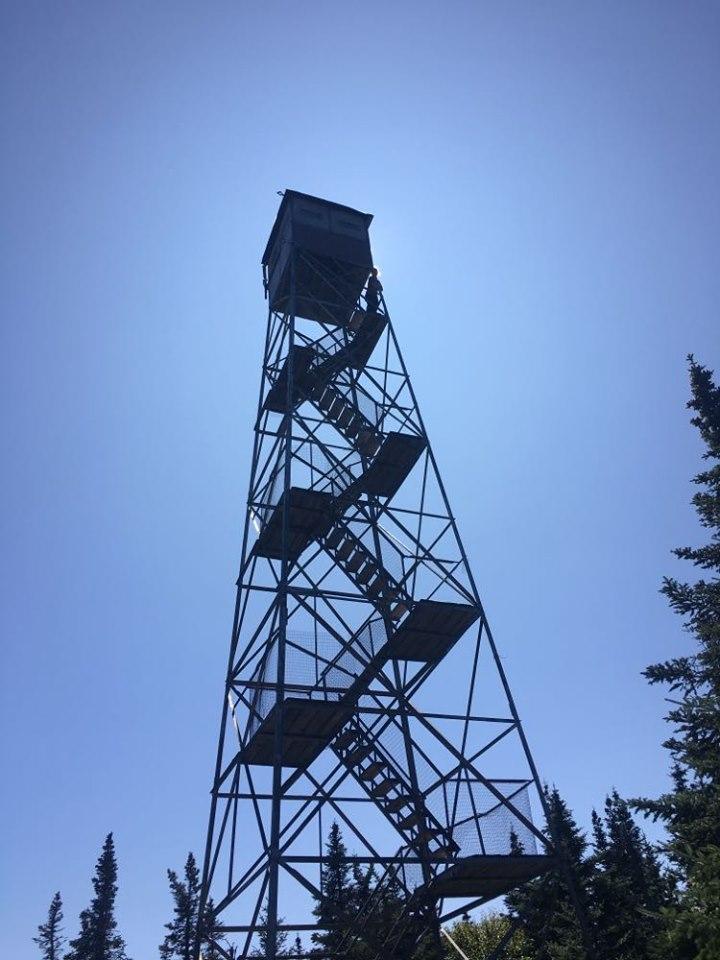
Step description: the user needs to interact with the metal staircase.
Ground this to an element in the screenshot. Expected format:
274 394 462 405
321 522 410 621
263 308 386 414
264 322 426 508
331 716 459 864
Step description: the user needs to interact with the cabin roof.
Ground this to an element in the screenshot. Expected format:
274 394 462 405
262 190 374 266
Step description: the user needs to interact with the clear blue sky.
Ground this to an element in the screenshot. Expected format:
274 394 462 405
1 1 718 956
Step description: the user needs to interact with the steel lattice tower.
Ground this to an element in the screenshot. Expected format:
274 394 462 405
197 192 559 960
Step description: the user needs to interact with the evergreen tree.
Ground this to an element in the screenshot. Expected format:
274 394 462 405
309 823 441 960
252 903 288 957
65 834 129 960
506 788 593 960
311 822 355 957
202 897 231 960
159 853 201 960
311 824 399 959
347 862 379 960
652 844 720 960
443 913 532 960
590 791 670 959
159 854 225 960
34 891 64 960
292 935 303 958
368 873 418 960
633 357 720 959
350 861 373 918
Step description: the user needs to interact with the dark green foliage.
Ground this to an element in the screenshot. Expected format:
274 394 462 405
65 834 129 960
200 899 230 960
311 822 428 960
590 791 671 959
252 903 289 958
631 357 720 957
507 788 591 960
651 844 720 960
364 874 423 960
507 787 668 959
159 852 201 960
442 913 532 960
34 891 64 960
311 822 356 957
159 853 223 960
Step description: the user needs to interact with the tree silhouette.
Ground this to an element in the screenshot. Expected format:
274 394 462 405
633 356 720 958
311 822 355 957
65 833 129 960
160 852 201 960
159 854 227 960
251 903 288 957
34 891 64 960
591 790 671 958
507 788 593 960
443 912 532 960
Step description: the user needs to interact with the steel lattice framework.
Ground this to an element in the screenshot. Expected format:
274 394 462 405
196 193 559 960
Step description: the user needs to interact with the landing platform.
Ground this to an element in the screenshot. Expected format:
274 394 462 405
427 854 554 900
243 697 351 766
361 432 426 498
253 487 333 561
264 346 317 414
387 600 481 662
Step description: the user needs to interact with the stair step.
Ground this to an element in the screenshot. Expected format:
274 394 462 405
346 418 361 439
390 602 409 621
359 761 386 781
337 406 355 429
346 551 365 573
347 744 373 765
358 433 382 456
328 397 345 420
336 539 354 561
385 795 411 812
417 828 440 843
371 778 400 798
365 576 385 597
318 389 334 411
356 563 377 585
398 812 422 830
310 380 325 398
334 729 357 750
325 527 344 551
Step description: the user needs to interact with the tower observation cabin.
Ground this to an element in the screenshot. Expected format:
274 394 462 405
262 191 374 326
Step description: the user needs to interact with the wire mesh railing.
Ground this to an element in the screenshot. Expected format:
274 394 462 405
349 706 539 860
245 620 388 742
310 326 352 366
332 373 381 429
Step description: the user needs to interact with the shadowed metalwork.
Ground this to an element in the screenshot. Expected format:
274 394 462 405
196 192 558 960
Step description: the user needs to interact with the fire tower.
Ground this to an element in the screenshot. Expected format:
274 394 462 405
197 192 556 960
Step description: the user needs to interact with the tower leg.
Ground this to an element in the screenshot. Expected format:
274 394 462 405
265 270 297 960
